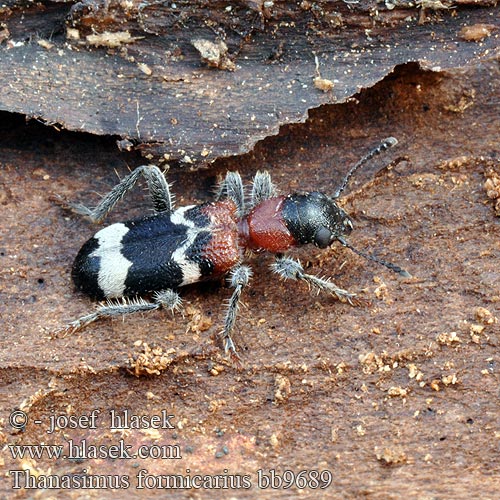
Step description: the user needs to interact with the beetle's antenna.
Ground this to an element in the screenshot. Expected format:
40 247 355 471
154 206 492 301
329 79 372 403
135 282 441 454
333 137 398 199
337 236 411 277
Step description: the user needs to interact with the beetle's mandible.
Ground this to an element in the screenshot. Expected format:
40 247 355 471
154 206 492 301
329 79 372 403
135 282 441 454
59 137 410 359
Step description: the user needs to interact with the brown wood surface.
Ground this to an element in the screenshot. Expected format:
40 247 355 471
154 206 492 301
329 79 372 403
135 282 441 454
0 1 499 164
1 1 500 498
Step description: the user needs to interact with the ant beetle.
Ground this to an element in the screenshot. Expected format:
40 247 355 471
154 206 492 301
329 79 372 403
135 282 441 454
60 137 409 359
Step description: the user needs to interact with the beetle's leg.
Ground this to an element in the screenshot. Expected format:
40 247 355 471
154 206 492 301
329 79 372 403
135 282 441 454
58 165 173 223
220 265 252 359
250 171 277 208
271 256 360 305
57 290 182 335
215 171 245 216
152 289 183 311
142 165 174 214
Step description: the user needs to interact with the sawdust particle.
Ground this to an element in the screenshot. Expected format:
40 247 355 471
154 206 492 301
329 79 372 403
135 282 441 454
375 446 407 465
459 24 496 42
475 307 497 325
436 331 462 346
273 374 291 404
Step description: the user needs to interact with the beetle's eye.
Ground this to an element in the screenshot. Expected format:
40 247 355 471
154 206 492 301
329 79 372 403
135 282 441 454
314 227 332 248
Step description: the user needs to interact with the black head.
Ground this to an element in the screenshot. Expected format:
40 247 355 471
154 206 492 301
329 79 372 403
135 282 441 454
279 137 410 277
280 137 399 250
281 192 353 249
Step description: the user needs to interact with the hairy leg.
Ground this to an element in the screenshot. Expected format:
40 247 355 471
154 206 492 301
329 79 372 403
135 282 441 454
250 170 277 207
55 165 173 223
220 265 252 359
57 289 182 335
215 171 245 216
271 256 360 304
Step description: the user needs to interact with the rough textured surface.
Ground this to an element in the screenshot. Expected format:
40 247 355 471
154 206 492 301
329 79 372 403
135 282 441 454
1 58 500 497
1 0 500 497
0 0 498 163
